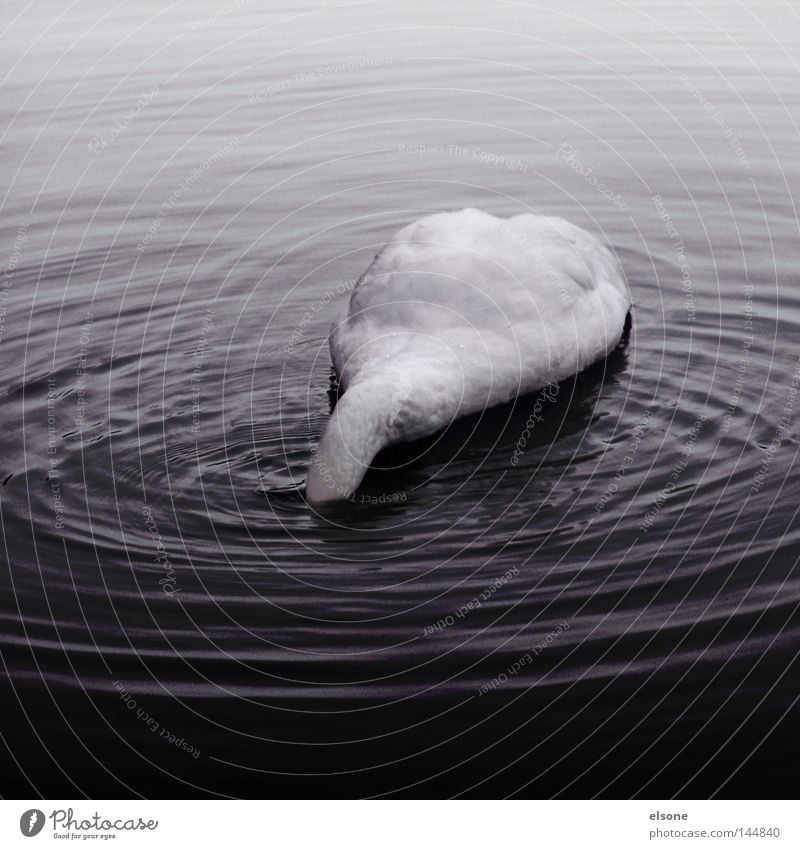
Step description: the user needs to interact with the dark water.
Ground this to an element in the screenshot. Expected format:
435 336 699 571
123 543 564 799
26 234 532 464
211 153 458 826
2 0 799 798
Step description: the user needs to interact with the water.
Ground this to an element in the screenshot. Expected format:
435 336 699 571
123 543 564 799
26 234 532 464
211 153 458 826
2 0 799 798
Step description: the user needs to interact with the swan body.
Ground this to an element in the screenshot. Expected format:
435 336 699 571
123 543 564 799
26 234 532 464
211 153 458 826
306 208 630 503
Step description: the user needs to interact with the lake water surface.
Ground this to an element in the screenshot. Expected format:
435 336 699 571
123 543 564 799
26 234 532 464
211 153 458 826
2 0 799 797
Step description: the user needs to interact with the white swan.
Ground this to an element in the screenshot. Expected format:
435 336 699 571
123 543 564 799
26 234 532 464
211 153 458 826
306 208 630 503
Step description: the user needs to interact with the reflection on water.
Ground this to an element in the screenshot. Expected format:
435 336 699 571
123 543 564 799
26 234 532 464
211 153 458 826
1 0 799 798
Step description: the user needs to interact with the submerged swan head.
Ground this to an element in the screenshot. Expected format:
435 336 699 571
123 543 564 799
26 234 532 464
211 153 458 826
305 208 630 504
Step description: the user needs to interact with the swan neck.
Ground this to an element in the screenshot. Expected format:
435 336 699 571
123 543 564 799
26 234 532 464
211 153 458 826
306 381 390 503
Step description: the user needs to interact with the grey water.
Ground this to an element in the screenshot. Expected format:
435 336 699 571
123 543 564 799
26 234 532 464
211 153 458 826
1 0 799 797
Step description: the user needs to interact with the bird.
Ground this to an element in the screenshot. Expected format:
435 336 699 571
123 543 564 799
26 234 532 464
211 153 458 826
305 207 630 503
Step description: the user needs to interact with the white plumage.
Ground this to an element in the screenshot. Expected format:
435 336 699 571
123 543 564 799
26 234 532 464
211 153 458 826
306 208 630 503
